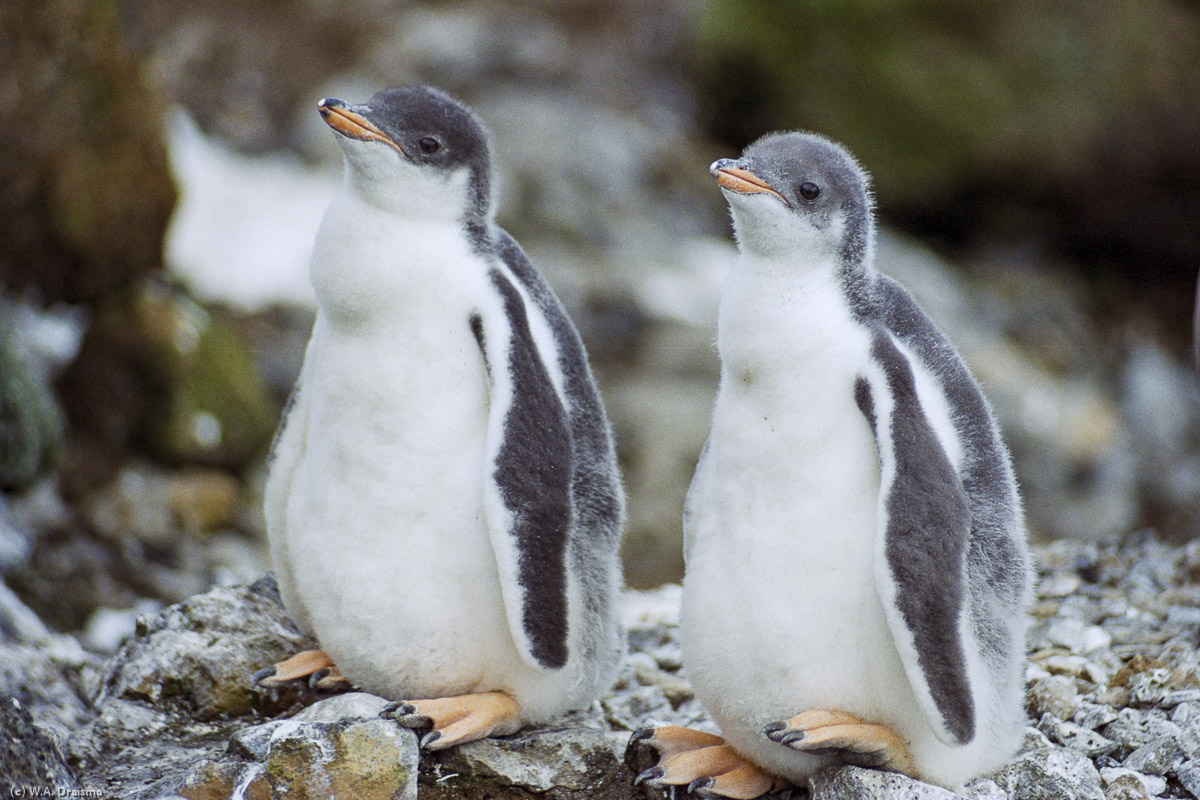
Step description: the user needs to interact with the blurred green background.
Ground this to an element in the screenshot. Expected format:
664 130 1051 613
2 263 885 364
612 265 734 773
2 0 1198 637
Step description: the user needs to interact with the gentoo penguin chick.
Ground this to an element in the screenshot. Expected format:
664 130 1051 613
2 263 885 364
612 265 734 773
255 85 625 749
634 133 1031 796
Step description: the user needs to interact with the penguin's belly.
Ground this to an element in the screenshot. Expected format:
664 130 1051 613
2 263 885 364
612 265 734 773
281 325 529 700
681 369 925 780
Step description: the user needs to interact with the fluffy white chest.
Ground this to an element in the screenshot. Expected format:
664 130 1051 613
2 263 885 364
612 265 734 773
276 195 524 698
682 255 919 766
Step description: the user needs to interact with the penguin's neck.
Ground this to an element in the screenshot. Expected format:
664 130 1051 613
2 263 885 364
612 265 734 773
310 189 490 333
718 249 868 374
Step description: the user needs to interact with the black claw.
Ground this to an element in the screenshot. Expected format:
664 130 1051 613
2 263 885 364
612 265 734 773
251 666 278 685
779 731 806 748
762 721 787 740
687 777 715 793
419 730 442 749
308 667 332 689
382 701 417 719
630 727 656 744
635 766 664 785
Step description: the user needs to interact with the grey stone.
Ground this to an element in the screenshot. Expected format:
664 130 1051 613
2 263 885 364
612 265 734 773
228 692 395 761
1120 735 1180 775
1177 759 1200 799
1038 714 1118 758
262 717 417 800
1100 772 1151 800
1074 701 1120 732
1098 766 1165 797
991 745 1104 800
1102 708 1196 757
67 578 320 799
0 694 79 792
1027 675 1079 721
292 690 392 723
809 765 967 800
420 714 634 800
96 574 311 719
0 610 102 746
961 778 1009 800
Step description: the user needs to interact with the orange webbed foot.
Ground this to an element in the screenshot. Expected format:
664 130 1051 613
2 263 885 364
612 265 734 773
383 690 522 750
631 725 782 799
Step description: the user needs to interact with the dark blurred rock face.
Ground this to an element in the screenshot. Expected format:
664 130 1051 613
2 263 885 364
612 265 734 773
0 0 176 304
0 1 280 500
695 0 1200 310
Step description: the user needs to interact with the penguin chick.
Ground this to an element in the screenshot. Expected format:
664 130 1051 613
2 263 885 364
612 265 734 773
634 132 1031 797
256 86 625 750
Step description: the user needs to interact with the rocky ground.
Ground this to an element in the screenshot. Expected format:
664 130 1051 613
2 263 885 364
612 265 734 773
4 515 1200 799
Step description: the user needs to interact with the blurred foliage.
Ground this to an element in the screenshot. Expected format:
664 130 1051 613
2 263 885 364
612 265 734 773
56 282 277 496
694 0 1200 298
0 322 64 491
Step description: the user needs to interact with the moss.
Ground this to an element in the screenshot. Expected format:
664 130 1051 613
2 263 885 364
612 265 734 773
0 320 64 490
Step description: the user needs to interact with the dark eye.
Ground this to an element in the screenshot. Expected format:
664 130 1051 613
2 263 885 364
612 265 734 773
799 182 821 201
418 137 441 154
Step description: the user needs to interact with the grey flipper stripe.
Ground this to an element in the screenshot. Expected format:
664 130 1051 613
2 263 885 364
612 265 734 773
872 277 1028 654
492 231 622 540
483 268 572 670
492 231 623 654
862 330 976 745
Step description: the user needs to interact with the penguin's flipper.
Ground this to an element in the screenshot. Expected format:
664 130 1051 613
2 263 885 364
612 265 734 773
384 691 522 750
472 269 574 673
762 709 915 773
630 727 780 799
856 330 977 748
252 649 350 689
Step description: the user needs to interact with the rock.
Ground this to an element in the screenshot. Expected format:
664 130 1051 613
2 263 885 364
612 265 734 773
421 712 633 799
1027 674 1079 720
1100 772 1151 800
67 577 321 799
1101 708 1192 757
0 604 103 746
1176 760 1200 799
624 652 693 708
95 575 309 719
1120 735 1180 775
961 778 1008 800
84 462 242 546
1038 715 1118 759
232 718 415 800
1098 766 1165 798
991 745 1105 800
810 765 967 800
182 693 418 800
0 694 79 793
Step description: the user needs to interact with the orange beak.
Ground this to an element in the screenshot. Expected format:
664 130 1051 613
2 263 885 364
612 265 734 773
713 165 790 207
318 99 407 157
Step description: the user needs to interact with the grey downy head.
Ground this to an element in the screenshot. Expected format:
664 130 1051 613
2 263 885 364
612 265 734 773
711 131 875 272
318 85 494 229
